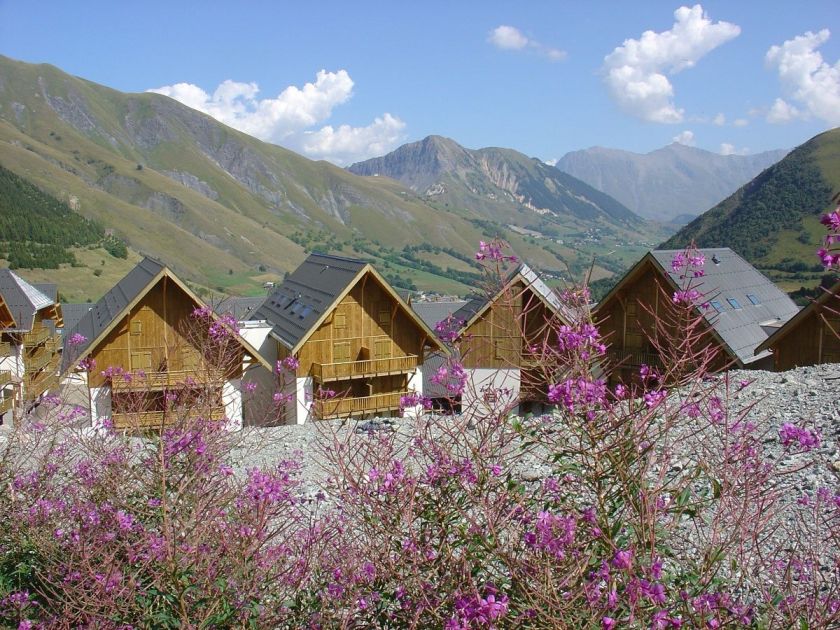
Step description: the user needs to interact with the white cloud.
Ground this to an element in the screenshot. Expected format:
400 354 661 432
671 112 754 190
720 142 749 156
300 114 407 165
732 117 749 127
765 29 840 126
672 130 695 145
712 113 726 126
489 25 529 50
488 25 566 61
766 97 801 123
149 70 406 164
602 4 740 123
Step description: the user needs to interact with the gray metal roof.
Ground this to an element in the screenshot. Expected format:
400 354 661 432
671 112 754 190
649 248 800 365
60 303 95 334
411 300 468 332
0 269 54 331
250 253 368 349
214 296 267 321
32 283 58 302
61 258 166 371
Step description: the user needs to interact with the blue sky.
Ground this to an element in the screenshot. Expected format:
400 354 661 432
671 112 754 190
1 1 838 165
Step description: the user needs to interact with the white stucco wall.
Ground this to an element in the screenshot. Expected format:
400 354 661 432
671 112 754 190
238 322 280 427
222 378 243 430
90 385 112 430
295 376 313 425
402 366 425 418
461 367 521 417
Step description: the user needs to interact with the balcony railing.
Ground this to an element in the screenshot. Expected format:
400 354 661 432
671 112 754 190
24 344 55 373
25 370 59 398
311 355 418 382
110 369 225 392
0 371 11 387
111 406 227 430
22 326 50 347
313 391 407 419
0 341 14 357
605 348 664 369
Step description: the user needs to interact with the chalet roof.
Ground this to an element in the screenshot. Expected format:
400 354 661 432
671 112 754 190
600 248 799 366
62 257 272 374
0 269 55 331
251 252 446 355
411 300 468 332
62 258 166 370
61 303 95 334
214 296 267 321
32 283 58 302
450 263 572 331
755 277 840 354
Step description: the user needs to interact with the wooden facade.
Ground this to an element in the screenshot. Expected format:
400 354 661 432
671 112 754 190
0 276 63 417
756 280 840 370
64 261 269 430
278 269 437 420
595 258 727 384
456 269 571 405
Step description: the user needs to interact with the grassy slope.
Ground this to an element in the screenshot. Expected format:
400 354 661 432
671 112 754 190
662 128 840 290
0 55 656 299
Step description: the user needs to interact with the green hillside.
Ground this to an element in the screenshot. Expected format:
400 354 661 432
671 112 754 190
662 128 840 290
0 55 657 300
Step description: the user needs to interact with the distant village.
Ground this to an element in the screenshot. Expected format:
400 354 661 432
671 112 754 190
1 246 838 429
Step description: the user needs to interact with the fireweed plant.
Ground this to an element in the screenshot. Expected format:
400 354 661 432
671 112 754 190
0 239 837 627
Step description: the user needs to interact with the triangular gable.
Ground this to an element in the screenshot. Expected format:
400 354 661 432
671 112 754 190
63 259 272 374
0 269 55 331
594 251 751 367
755 278 840 354
287 264 448 356
0 293 16 328
454 263 574 333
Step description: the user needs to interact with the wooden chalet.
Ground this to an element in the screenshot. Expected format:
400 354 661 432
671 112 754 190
594 248 800 382
415 263 573 414
755 278 840 370
61 258 270 430
0 270 63 421
248 253 446 423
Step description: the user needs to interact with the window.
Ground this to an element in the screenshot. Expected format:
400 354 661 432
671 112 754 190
130 321 142 335
299 306 313 319
726 297 742 310
374 339 391 359
333 341 350 362
334 313 346 328
746 294 761 305
709 300 724 313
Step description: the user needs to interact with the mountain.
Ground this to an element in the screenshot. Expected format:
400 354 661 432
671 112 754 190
348 135 642 228
0 56 656 300
662 128 840 291
556 143 789 222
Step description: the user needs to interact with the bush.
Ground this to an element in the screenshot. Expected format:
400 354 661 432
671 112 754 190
1 240 838 628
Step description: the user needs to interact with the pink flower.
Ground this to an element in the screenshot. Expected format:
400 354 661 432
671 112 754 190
779 422 821 451
67 332 87 346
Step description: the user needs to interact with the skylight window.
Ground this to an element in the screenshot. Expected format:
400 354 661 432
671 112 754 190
299 306 313 319
726 297 742 310
709 300 724 313
746 294 761 305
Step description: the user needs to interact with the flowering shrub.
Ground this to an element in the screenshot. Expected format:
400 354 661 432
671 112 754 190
1 241 838 627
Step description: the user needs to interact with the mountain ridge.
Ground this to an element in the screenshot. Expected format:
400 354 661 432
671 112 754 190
556 142 789 222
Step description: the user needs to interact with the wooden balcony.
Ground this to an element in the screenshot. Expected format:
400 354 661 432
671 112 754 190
311 355 418 382
22 326 50 347
24 343 56 373
110 369 225 392
112 406 227 430
25 368 59 398
0 341 14 357
0 370 11 387
313 391 406 420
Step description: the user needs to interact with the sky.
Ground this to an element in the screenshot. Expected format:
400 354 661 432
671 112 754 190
1 1 838 165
